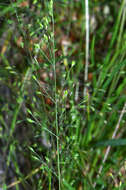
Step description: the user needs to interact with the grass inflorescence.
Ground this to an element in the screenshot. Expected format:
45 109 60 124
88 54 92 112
0 0 126 189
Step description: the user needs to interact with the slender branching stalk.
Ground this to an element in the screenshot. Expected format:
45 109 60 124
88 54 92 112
51 0 61 189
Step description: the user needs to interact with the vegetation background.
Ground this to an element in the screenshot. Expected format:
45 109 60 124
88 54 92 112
0 0 126 189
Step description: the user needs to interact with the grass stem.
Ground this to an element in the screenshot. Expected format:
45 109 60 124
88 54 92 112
84 0 90 97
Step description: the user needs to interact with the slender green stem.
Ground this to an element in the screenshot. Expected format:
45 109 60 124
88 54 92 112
51 1 61 189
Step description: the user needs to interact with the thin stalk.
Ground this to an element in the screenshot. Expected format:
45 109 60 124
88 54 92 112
7 165 42 189
51 1 61 189
84 0 89 97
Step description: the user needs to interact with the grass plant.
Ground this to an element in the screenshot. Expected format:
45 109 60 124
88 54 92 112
0 0 126 189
